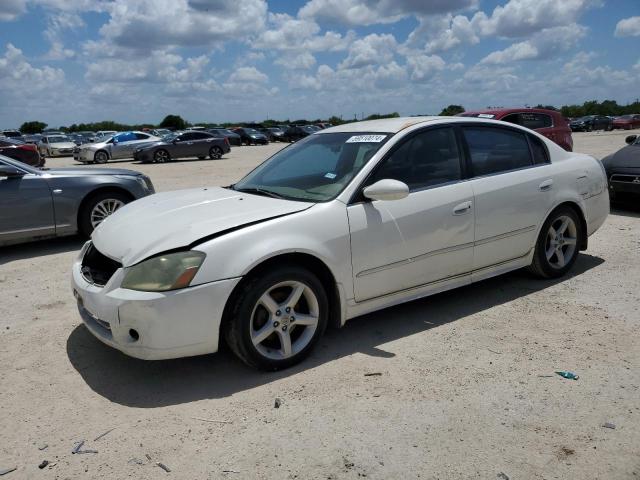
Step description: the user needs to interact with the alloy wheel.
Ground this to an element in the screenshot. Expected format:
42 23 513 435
545 215 578 269
250 281 319 360
90 198 125 229
154 150 169 163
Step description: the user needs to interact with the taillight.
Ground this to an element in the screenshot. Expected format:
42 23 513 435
224 137 230 146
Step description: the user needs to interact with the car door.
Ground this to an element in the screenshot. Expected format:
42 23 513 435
0 159 55 243
348 126 474 302
190 132 213 156
174 132 199 157
461 125 554 272
110 132 137 159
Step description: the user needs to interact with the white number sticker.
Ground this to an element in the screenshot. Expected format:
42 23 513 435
346 135 386 143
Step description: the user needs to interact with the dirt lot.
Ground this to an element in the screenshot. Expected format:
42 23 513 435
1 131 638 479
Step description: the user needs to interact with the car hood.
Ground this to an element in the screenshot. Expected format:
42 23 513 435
91 187 313 266
43 167 141 176
50 142 76 148
603 145 640 169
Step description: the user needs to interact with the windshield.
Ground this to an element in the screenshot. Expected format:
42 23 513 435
162 133 180 142
48 135 70 143
245 128 259 134
575 116 593 121
233 132 390 202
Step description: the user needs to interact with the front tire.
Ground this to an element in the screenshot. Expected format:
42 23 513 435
79 191 131 236
94 150 109 164
153 149 170 163
528 206 582 279
224 265 328 370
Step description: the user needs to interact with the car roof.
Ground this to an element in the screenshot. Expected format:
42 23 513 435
319 116 442 133
461 108 560 117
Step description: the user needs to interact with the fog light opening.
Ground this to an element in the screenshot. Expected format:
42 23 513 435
129 329 140 342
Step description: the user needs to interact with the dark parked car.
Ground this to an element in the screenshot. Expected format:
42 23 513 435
259 127 286 142
1 130 22 139
282 125 317 142
459 108 573 151
232 128 268 145
207 128 242 146
601 134 640 202
0 155 154 246
613 114 640 130
0 137 43 167
22 134 43 145
133 131 230 163
569 115 613 132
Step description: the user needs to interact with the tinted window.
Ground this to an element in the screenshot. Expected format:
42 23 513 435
191 132 212 139
463 127 532 176
179 132 196 141
528 135 549 164
369 127 461 191
114 132 136 143
134 133 150 140
502 113 552 129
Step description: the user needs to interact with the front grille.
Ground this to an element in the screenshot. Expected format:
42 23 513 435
611 174 640 184
81 244 122 286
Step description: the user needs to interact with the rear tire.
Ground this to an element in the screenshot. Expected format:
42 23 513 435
528 206 582 279
224 265 328 370
209 146 223 159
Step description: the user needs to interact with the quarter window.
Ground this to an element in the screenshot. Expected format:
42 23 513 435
463 126 533 176
528 135 550 164
368 127 462 190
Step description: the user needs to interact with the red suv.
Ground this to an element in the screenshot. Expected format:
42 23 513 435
458 108 573 152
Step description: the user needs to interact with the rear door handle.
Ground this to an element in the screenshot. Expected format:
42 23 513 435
539 179 554 191
453 201 472 215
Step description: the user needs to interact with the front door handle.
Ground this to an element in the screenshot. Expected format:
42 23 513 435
539 179 554 191
453 201 472 215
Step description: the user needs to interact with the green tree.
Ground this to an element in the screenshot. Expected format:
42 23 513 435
159 114 187 130
438 105 465 116
19 121 47 134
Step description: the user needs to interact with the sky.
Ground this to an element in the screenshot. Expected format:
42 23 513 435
0 0 639 128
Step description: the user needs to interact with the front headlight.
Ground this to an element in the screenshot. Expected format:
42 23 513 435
121 251 206 292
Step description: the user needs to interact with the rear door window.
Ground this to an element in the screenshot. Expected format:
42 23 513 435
463 126 533 176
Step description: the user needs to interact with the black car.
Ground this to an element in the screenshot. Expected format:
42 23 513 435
570 115 613 132
0 137 43 167
601 134 640 202
207 128 242 146
259 127 286 142
282 125 317 142
232 128 269 145
133 131 230 163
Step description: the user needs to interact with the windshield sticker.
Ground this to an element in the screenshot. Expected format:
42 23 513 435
324 172 337 179
346 135 386 143
478 114 495 119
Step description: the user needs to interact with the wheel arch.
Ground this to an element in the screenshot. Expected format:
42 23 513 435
542 201 589 251
93 149 110 161
76 186 135 233
221 252 344 337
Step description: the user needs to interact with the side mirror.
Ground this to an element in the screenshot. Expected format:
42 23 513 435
363 179 409 201
172 138 179 144
625 135 637 145
0 165 25 178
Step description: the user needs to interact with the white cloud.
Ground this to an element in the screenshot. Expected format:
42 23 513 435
0 0 26 21
0 43 65 89
615 16 640 37
480 24 587 65
406 54 446 81
298 0 478 27
43 12 84 59
274 52 316 70
339 33 398 69
98 0 267 50
227 66 268 84
253 13 353 52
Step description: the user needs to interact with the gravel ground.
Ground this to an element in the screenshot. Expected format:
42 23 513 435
0 131 638 479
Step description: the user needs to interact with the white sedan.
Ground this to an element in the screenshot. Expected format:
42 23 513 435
71 117 609 370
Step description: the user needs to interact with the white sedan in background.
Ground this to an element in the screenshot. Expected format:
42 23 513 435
71 117 609 370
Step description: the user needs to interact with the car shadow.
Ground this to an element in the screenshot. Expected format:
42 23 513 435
66 254 604 408
0 235 85 264
610 202 640 218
